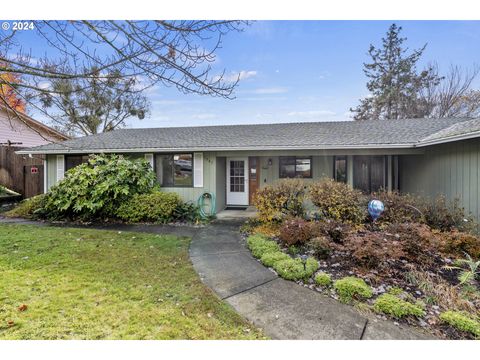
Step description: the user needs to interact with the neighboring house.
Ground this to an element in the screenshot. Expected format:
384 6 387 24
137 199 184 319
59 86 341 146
0 105 68 197
17 117 480 222
0 105 67 147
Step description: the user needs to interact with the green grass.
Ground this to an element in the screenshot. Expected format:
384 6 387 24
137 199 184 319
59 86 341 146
0 224 265 339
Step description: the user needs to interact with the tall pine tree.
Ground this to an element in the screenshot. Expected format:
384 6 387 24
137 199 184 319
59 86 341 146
351 24 440 120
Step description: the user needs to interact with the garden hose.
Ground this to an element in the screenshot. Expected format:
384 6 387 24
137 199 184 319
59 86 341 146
197 192 216 218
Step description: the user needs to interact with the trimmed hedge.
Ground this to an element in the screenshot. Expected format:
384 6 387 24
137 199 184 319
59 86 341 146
116 192 182 223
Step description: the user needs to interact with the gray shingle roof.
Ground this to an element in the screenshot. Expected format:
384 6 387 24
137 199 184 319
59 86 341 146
18 117 480 154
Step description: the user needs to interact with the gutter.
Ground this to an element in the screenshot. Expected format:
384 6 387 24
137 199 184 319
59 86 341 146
16 143 417 155
15 131 480 156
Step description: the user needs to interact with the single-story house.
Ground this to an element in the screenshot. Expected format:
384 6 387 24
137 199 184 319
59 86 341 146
17 117 480 222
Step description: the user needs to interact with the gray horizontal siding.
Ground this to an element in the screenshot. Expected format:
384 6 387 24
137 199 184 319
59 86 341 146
399 138 480 223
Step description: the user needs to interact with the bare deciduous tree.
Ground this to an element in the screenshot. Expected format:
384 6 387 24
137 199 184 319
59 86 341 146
421 64 480 118
0 20 247 137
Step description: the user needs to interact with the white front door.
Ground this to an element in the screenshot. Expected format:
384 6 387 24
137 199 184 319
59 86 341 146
226 157 249 206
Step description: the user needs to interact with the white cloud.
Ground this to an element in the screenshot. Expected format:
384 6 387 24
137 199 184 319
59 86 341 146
252 87 288 94
287 110 336 118
318 71 331 80
215 70 257 83
237 70 258 80
192 113 218 120
152 99 181 106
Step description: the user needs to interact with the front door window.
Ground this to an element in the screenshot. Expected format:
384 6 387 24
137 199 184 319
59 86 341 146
230 160 245 192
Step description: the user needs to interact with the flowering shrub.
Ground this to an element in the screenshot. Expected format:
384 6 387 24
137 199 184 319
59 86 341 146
252 222 282 238
253 179 307 222
309 178 366 224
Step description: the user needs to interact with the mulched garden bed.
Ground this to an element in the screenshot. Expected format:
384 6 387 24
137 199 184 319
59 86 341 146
241 222 480 340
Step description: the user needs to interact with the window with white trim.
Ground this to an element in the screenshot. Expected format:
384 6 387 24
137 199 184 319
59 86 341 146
155 153 193 187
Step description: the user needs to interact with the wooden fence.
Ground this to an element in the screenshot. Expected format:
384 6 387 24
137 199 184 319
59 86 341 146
0 146 44 198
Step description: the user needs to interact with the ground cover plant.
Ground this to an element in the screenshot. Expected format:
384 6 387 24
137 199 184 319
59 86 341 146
0 224 265 339
243 178 480 339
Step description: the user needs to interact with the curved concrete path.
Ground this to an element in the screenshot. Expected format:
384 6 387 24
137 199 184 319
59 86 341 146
190 221 433 340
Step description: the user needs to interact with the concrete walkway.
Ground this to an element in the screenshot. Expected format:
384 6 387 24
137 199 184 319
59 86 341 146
190 220 433 340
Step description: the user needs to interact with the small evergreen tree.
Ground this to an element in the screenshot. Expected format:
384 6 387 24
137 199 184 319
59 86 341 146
351 24 440 120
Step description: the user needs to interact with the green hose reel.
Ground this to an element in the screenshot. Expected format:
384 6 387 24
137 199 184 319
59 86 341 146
197 192 216 218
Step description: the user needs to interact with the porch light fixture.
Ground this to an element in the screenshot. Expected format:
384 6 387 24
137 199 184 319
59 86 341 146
268 158 273 166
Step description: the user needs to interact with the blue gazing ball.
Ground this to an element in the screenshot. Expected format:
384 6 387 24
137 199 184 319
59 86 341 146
368 199 385 221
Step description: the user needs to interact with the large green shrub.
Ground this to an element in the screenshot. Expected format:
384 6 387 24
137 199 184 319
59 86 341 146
373 294 425 318
116 192 181 223
4 194 46 219
42 154 157 220
253 179 307 222
333 277 373 303
309 178 366 224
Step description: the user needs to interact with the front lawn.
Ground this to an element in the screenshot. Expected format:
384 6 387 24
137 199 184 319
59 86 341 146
0 224 264 339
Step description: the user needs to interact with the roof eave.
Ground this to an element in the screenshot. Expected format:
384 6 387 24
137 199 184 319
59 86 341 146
417 131 480 147
17 143 416 155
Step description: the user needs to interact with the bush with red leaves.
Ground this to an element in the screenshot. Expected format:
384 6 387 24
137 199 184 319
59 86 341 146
278 217 313 246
